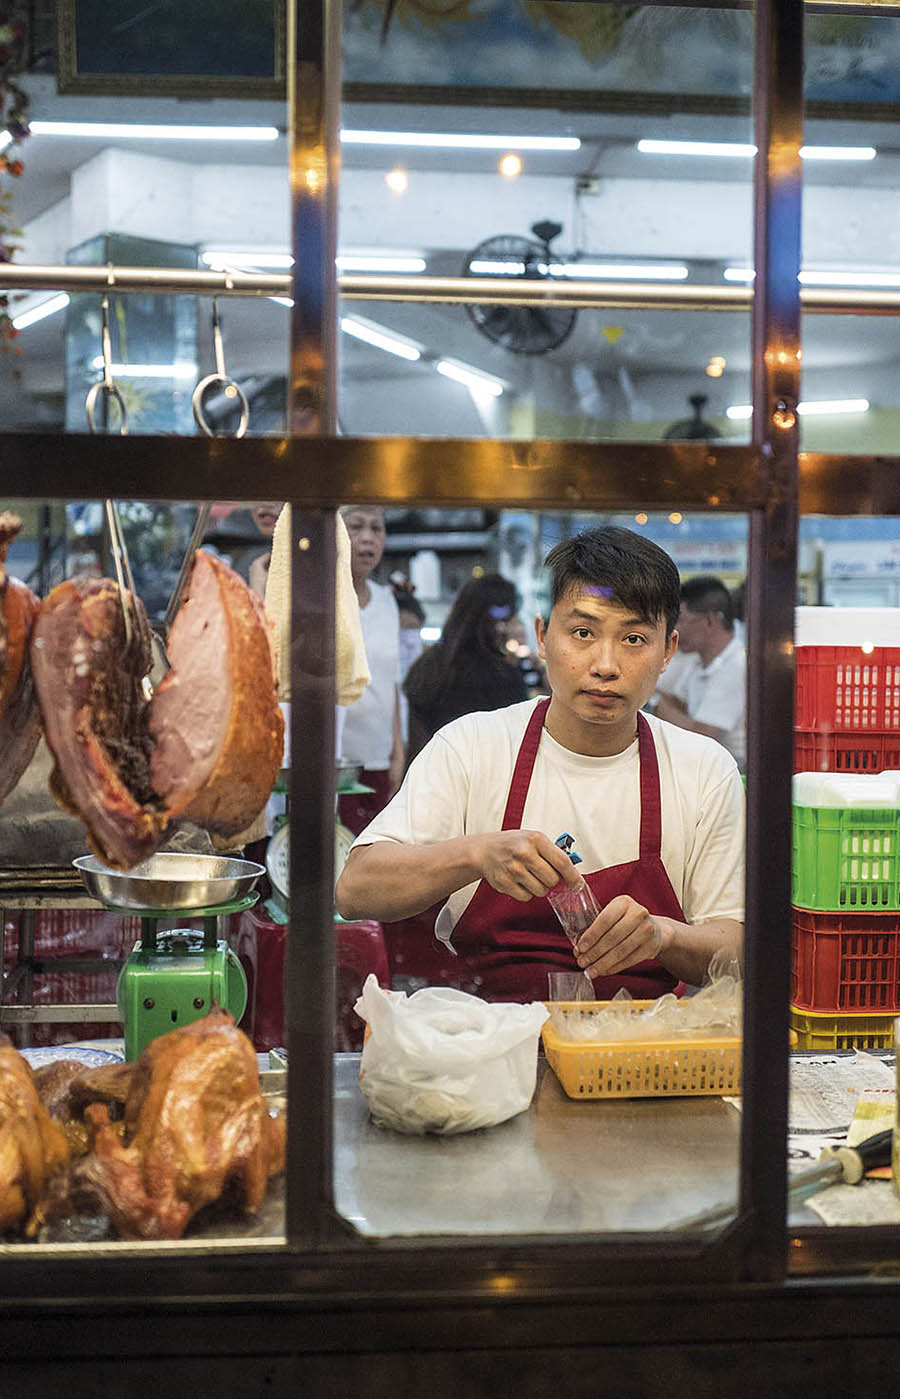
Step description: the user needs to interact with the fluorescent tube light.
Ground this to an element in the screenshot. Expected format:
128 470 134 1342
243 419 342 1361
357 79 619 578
726 398 869 420
340 316 421 360
201 250 293 270
468 259 688 280
435 358 505 397
90 358 198 378
0 131 11 152
799 145 876 160
12 293 69 329
640 139 876 161
341 129 580 152
725 266 900 288
29 121 279 141
638 139 757 158
336 254 426 273
552 261 689 281
800 269 900 288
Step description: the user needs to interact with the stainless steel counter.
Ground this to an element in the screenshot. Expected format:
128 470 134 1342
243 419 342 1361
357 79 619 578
333 1055 741 1237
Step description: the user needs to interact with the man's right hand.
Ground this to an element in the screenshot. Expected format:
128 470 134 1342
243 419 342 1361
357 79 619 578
478 830 583 903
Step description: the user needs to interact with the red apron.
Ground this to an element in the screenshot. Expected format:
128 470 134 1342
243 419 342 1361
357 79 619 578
444 698 686 1002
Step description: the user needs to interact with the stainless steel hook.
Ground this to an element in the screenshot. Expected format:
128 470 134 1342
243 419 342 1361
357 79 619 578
85 291 128 436
192 298 250 438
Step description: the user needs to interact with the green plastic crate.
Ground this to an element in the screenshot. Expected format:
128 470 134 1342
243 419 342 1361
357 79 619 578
792 802 900 910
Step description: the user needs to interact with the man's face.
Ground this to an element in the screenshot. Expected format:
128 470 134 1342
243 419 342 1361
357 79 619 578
535 585 676 750
674 603 707 654
343 508 386 581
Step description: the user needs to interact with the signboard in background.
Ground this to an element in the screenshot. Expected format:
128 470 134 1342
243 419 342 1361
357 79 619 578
824 539 900 578
663 538 746 579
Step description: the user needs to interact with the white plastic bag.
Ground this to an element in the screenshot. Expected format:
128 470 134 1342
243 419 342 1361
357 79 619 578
353 975 550 1135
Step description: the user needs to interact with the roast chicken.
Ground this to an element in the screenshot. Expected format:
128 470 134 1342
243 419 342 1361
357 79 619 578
0 512 42 806
66 1008 285 1240
0 1033 70 1236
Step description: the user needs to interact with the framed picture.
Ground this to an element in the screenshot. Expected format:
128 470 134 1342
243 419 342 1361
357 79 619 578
343 0 900 120
56 0 285 99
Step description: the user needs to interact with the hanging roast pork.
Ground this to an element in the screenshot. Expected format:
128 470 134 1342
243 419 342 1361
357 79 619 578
0 512 42 806
30 550 284 870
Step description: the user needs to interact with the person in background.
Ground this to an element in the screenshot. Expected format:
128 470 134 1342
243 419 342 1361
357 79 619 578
503 614 550 697
338 505 405 836
336 526 744 1002
391 577 427 748
654 574 746 771
403 572 529 763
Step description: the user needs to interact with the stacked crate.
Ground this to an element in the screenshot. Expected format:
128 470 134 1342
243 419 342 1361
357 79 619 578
792 609 900 1048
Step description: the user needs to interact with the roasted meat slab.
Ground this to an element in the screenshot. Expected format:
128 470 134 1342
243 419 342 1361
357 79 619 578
0 512 42 805
30 576 168 869
67 1008 285 1240
0 1034 69 1236
30 551 284 869
149 549 284 837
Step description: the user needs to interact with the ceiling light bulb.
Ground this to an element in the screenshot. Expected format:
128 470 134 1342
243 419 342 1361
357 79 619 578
499 153 522 177
385 168 408 194
668 512 683 524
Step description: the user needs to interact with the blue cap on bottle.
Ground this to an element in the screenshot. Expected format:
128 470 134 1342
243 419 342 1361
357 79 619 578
554 832 583 865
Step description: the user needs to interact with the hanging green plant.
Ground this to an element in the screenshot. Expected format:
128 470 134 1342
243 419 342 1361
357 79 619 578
0 3 29 368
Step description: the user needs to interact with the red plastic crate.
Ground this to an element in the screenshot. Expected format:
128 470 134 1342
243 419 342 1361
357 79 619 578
795 645 900 732
793 728 900 774
792 905 900 1011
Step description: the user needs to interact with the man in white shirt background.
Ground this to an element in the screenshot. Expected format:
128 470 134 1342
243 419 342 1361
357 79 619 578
654 575 747 771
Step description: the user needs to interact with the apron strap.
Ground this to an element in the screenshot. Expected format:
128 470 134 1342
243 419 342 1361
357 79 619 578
500 699 550 831
636 710 663 859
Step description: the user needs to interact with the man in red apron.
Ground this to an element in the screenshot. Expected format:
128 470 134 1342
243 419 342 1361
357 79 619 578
336 526 745 1002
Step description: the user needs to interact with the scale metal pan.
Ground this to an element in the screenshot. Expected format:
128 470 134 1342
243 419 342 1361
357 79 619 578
74 852 264 911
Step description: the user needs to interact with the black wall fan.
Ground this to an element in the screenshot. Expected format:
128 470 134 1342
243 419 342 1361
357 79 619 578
462 220 577 356
663 394 722 441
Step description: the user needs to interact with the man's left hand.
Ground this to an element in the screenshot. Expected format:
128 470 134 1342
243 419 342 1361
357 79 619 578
573 895 665 978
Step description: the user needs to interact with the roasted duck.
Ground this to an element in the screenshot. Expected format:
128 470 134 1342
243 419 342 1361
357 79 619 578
0 512 42 806
30 550 284 869
66 1008 285 1240
0 1034 69 1236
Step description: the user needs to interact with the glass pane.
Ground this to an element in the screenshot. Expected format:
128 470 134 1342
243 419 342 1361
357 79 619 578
790 516 900 1233
332 505 746 1237
0 494 286 1248
339 5 755 444
799 12 900 447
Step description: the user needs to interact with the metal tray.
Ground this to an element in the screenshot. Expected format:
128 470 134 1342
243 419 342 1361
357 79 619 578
74 852 264 911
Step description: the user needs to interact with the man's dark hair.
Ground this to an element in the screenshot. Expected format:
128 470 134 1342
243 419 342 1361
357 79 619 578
680 574 735 630
543 525 681 637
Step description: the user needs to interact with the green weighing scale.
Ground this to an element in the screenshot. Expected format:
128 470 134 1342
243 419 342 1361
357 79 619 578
114 895 253 1060
74 854 260 1060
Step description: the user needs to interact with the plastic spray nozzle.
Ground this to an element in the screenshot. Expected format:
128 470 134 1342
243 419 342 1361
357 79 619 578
554 832 583 866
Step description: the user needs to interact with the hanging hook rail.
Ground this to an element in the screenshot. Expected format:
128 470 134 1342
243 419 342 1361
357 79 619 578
1 262 900 314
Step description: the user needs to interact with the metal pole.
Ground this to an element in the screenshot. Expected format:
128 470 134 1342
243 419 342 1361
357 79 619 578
0 263 899 314
742 0 803 1282
284 0 341 1246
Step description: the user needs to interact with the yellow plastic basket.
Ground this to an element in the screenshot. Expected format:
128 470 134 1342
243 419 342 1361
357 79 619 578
789 1003 896 1051
541 1000 742 1100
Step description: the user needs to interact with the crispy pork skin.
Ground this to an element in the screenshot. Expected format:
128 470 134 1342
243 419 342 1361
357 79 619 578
0 513 41 804
149 550 284 837
67 1009 286 1240
30 577 168 870
0 1034 69 1236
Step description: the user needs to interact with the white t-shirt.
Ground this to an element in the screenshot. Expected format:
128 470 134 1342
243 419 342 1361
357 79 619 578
353 699 745 944
341 580 401 771
680 638 746 770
